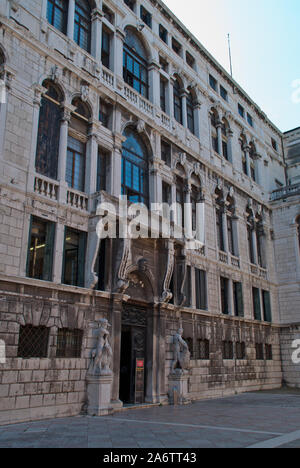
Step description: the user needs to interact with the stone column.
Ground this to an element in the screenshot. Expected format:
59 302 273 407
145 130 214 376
216 122 222 156
91 8 103 63
196 195 205 244
110 293 126 410
181 90 188 128
27 84 47 193
85 129 98 196
111 133 124 198
114 28 126 84
193 101 201 139
0 70 12 161
169 77 175 119
67 0 75 40
227 129 234 163
53 222 65 284
222 207 229 253
184 183 193 240
57 106 73 204
41 0 47 18
148 61 161 107
251 228 258 265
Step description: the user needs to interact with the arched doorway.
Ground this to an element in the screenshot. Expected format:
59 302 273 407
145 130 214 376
119 269 153 405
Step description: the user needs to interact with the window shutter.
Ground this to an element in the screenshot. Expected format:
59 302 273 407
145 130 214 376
78 232 86 287
263 291 272 323
253 288 261 320
236 282 244 317
43 221 55 282
26 215 33 277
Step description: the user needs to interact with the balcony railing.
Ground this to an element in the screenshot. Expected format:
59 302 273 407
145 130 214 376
270 183 300 202
219 251 228 264
66 188 88 211
34 175 59 201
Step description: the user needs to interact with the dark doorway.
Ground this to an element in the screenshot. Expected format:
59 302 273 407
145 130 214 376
119 306 147 405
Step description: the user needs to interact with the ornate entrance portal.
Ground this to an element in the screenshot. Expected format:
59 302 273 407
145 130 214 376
119 304 147 405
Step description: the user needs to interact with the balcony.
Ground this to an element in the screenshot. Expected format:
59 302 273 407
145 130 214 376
270 183 300 202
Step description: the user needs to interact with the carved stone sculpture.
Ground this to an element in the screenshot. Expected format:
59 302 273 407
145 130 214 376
89 319 113 376
171 327 190 374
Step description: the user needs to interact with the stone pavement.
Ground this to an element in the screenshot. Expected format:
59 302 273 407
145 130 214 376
0 390 300 448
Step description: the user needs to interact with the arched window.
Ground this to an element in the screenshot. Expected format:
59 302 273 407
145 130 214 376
123 28 149 98
47 0 68 34
173 78 182 125
121 128 149 205
221 119 229 160
186 88 195 134
66 97 91 192
211 109 219 154
35 80 64 180
74 0 92 52
249 142 256 182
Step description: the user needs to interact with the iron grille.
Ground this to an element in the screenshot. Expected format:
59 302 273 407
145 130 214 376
18 325 49 358
196 339 210 360
236 342 246 359
56 329 83 358
222 341 234 360
265 344 273 361
256 343 264 360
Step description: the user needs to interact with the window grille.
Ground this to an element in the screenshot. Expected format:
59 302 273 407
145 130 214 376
196 339 210 360
18 325 49 358
236 342 246 359
223 340 234 360
56 329 83 358
256 343 264 360
265 344 273 361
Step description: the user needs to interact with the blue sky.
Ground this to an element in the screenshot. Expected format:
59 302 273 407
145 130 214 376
163 0 300 132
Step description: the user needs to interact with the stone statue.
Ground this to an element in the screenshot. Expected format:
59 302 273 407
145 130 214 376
171 327 190 374
89 319 113 376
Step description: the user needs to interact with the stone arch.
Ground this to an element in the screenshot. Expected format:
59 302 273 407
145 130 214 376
42 79 65 103
123 25 153 62
122 120 154 158
71 95 92 120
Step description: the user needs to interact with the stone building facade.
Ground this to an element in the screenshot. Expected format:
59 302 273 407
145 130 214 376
0 0 297 425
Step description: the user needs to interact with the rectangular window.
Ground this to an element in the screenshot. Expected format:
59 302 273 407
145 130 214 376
101 29 111 69
47 0 68 34
238 104 245 118
220 85 228 101
227 216 234 255
62 228 86 287
262 290 272 323
265 344 273 361
196 339 210 360
124 0 135 11
66 136 86 192
140 6 152 28
96 238 108 291
236 342 246 359
209 74 217 91
184 266 192 308
97 149 107 192
233 281 244 317
186 51 195 69
99 100 111 128
185 337 194 359
159 24 168 43
161 140 171 166
172 38 182 56
220 277 229 315
247 113 253 127
160 77 167 113
18 325 49 358
27 216 55 282
256 343 264 360
216 208 224 251
271 138 278 151
56 328 83 358
223 341 234 360
195 269 207 310
253 287 262 320
102 4 114 24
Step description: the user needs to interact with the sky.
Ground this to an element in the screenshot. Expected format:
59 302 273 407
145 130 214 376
163 0 300 132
